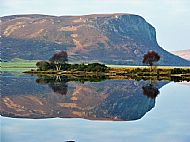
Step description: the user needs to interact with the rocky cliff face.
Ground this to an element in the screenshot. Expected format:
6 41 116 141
1 13 190 66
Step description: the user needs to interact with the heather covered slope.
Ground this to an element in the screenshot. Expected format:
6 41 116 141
1 14 190 66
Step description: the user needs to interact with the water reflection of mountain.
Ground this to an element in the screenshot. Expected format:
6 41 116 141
0 74 169 121
1 72 52 96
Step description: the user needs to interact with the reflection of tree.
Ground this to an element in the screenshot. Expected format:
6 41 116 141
36 78 50 84
36 75 107 95
142 83 160 99
49 81 67 95
36 75 68 95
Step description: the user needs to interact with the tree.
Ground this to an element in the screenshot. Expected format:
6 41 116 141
143 50 160 71
36 61 50 71
49 51 68 70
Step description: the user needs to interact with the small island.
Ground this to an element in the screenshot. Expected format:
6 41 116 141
23 51 190 82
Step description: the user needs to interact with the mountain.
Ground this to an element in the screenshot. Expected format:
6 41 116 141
171 49 190 61
1 13 190 66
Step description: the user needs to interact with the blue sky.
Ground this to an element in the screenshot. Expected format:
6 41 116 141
1 0 190 51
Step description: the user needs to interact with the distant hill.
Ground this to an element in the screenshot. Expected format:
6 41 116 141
171 49 190 61
1 13 190 66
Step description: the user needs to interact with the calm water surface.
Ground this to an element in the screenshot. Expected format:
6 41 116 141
0 72 190 142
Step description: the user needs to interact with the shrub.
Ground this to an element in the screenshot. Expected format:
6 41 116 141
171 68 182 74
36 61 50 71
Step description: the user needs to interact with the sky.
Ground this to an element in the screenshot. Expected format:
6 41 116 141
1 0 190 51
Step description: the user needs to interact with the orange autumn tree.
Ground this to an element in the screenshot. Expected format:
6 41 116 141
143 50 160 71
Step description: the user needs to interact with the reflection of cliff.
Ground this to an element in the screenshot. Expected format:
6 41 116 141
0 75 169 121
1 72 52 96
89 80 162 121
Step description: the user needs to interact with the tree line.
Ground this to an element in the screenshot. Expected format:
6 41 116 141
36 51 108 72
36 50 161 72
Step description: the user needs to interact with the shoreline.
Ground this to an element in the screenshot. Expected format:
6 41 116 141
22 68 190 81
